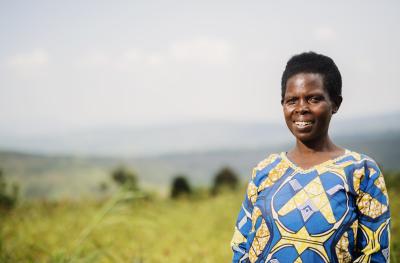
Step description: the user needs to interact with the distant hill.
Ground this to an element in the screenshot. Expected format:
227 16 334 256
1 130 399 199
0 112 399 156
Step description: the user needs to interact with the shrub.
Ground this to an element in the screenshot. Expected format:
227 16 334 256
0 169 19 211
111 166 138 192
171 175 192 199
212 167 239 195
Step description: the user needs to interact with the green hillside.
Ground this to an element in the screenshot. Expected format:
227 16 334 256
1 132 399 200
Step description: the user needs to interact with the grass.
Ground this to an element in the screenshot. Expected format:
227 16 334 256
0 191 242 262
0 189 398 262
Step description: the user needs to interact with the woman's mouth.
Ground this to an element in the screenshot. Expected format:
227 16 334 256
294 121 313 128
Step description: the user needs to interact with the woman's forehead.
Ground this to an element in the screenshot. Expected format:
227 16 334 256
287 72 323 86
285 73 326 94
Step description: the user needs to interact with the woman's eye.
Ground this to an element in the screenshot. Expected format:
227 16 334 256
309 97 322 103
285 99 296 105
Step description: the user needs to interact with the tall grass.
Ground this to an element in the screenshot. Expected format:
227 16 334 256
0 189 398 262
0 192 241 262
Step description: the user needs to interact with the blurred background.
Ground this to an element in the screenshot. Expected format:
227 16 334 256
0 0 399 262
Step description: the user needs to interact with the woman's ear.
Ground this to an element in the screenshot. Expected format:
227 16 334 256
332 96 343 114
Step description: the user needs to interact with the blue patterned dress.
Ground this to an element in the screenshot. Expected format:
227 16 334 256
231 149 390 263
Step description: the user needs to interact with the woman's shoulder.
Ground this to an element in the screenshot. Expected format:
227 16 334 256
341 149 382 168
247 152 288 204
250 152 288 182
339 149 385 193
253 152 281 170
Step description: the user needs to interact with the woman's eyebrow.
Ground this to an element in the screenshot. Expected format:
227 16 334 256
305 92 323 95
306 92 326 97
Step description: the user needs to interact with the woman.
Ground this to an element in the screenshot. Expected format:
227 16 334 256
231 52 390 263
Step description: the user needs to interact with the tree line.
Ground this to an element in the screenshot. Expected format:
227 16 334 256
1 165 400 211
108 165 240 199
0 164 241 212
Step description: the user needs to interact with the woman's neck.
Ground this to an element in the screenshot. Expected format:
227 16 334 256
293 135 339 155
287 135 346 169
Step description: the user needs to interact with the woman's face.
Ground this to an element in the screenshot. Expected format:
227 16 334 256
282 73 337 144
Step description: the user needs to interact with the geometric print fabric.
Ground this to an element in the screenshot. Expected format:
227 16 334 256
231 149 390 263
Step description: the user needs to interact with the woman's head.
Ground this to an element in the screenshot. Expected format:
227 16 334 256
281 52 343 143
281 52 342 108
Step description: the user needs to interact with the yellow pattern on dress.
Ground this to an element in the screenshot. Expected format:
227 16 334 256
231 226 247 247
354 219 390 263
315 163 347 181
258 160 290 193
335 231 352 263
294 256 303 263
353 168 364 193
348 151 362 161
252 154 279 179
248 155 287 205
268 221 334 263
278 176 336 224
350 219 358 247
249 207 270 263
357 191 388 219
247 181 258 204
247 154 279 205
372 169 389 201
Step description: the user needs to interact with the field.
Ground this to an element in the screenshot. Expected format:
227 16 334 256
0 191 242 262
0 188 398 262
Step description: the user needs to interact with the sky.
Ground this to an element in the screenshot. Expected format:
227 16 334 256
1 0 399 136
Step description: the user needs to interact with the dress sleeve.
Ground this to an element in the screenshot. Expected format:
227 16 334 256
231 170 259 263
354 158 390 262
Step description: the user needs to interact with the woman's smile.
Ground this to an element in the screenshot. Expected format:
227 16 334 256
294 120 313 127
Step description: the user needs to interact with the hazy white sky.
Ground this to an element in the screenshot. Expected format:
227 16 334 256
1 0 399 135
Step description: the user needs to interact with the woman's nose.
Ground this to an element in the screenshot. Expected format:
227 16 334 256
295 100 309 114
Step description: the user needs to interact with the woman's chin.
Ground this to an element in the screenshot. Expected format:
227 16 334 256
292 132 320 143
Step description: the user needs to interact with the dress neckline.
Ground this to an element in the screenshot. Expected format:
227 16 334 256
280 149 351 173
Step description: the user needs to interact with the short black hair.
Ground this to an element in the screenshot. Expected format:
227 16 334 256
281 51 342 105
